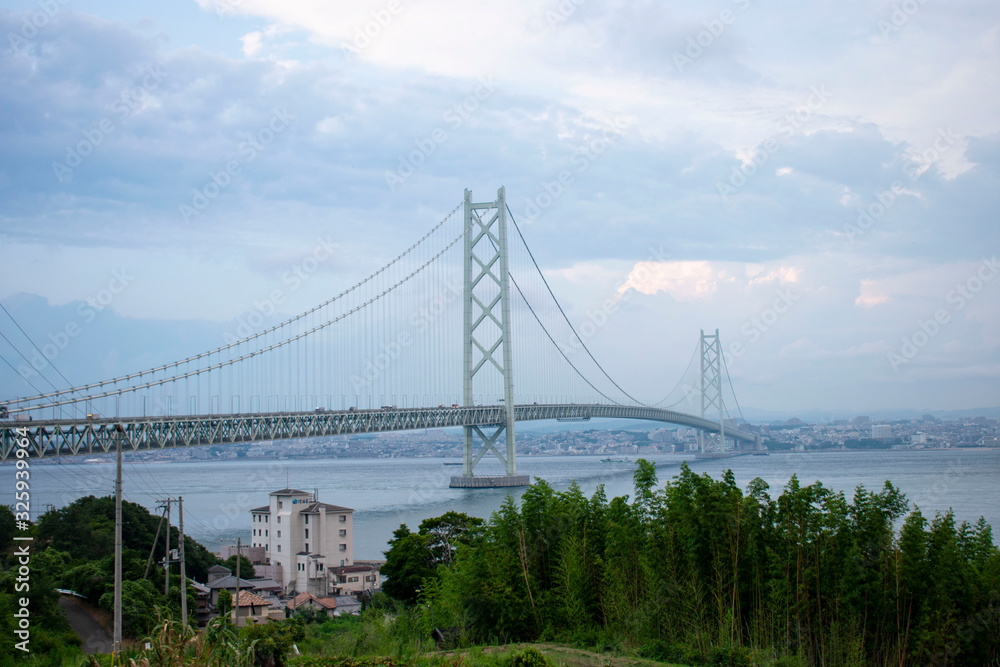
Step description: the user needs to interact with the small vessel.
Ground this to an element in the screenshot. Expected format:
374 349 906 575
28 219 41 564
443 462 463 466
601 457 632 463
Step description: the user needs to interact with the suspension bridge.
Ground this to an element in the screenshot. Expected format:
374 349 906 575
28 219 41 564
0 188 759 487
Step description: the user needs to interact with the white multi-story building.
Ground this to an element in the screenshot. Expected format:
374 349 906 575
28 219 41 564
872 424 892 440
250 488 355 596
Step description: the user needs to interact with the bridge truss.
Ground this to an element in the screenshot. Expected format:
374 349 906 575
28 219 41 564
0 403 758 462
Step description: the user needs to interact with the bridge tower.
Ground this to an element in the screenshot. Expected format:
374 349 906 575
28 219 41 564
450 187 529 488
699 328 727 453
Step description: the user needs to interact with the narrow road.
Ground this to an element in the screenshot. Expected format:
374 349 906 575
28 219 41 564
59 596 112 655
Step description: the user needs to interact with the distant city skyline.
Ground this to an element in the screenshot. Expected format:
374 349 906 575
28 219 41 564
0 0 998 412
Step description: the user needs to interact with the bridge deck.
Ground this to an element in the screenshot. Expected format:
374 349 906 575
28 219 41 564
0 404 757 461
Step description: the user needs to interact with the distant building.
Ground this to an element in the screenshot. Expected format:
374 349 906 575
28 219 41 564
911 432 928 444
854 416 871 426
872 424 892 439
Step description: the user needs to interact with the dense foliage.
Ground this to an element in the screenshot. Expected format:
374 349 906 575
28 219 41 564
382 511 483 604
0 493 258 659
386 461 1000 666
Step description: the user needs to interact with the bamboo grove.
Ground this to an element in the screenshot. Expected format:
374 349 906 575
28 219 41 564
386 461 1000 666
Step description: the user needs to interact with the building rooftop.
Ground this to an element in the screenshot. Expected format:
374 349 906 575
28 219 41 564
236 590 270 608
330 564 377 574
207 565 231 574
248 578 283 590
207 575 259 590
270 488 310 496
250 506 270 513
301 501 354 513
288 592 338 610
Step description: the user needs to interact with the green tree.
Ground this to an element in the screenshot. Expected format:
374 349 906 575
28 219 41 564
99 577 164 637
223 554 257 579
381 526 434 604
418 511 484 566
241 618 304 667
0 505 15 554
217 588 233 624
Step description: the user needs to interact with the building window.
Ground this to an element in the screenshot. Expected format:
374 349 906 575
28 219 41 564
339 529 346 537
265 530 268 536
277 516 281 524
317 564 323 571
278 501 283 509
304 515 309 524
339 515 347 523
304 529 309 538
277 531 281 538
305 543 309 552
349 576 358 582
339 544 347 552
277 545 281 553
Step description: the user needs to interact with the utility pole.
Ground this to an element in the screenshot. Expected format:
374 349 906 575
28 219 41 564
143 505 167 580
220 536 243 626
179 496 188 628
163 499 171 595
113 425 123 652
235 536 241 627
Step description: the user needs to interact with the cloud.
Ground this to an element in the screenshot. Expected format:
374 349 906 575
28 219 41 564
0 3 998 412
241 31 263 57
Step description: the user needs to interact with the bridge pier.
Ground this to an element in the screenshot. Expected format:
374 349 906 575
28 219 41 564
454 186 527 489
449 474 530 488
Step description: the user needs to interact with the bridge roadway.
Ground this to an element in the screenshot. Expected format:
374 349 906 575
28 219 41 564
0 403 758 461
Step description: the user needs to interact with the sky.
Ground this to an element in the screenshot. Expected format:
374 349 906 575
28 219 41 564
0 0 998 416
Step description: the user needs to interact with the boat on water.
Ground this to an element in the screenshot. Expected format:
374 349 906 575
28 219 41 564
443 462 463 466
601 457 632 463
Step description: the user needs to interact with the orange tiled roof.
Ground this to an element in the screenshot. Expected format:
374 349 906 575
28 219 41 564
236 590 270 607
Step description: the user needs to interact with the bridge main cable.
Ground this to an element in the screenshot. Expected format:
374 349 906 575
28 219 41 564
506 204 646 406
2 202 462 411
12 220 468 414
